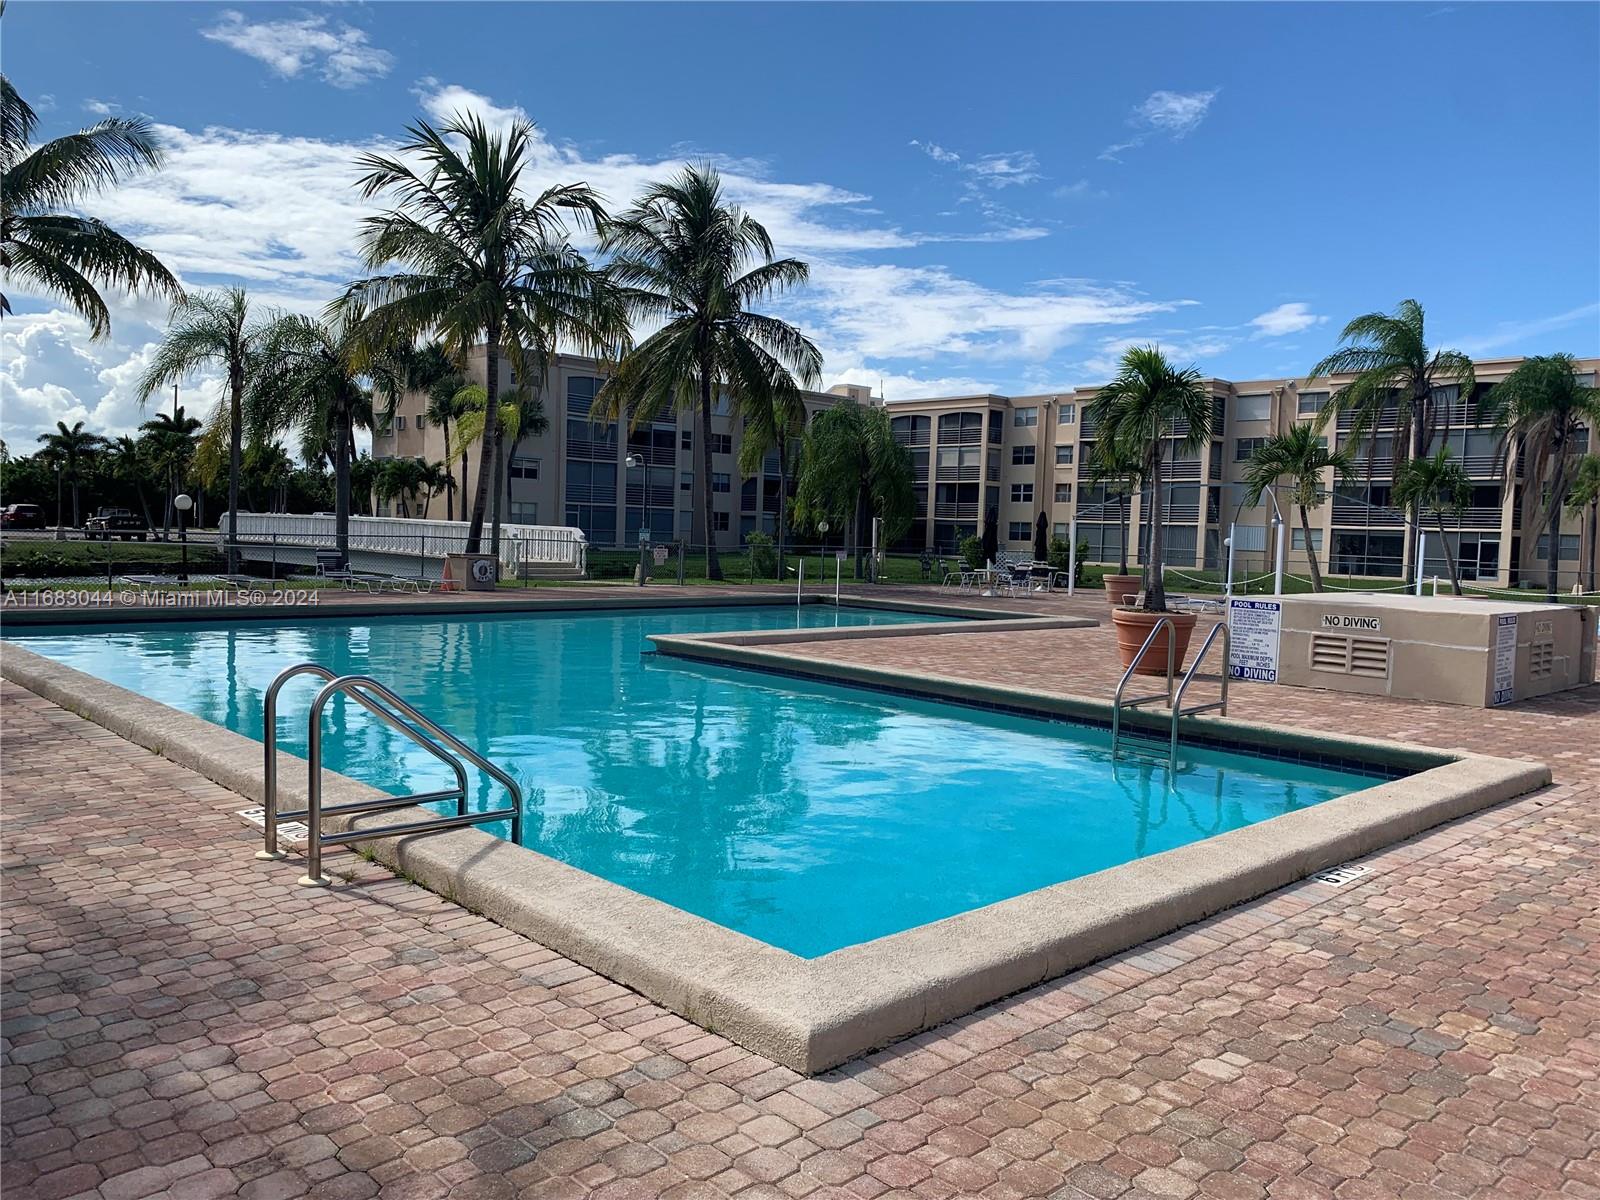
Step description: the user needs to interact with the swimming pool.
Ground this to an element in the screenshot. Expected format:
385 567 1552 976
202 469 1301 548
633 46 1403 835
12 604 1382 957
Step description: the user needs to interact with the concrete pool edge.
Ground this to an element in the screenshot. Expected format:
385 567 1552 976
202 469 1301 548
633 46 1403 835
0 640 1551 1074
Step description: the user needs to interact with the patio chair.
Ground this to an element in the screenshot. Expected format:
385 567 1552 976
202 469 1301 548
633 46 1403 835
314 551 385 593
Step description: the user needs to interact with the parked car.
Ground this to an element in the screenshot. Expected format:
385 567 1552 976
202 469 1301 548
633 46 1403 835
83 507 150 541
1 503 46 530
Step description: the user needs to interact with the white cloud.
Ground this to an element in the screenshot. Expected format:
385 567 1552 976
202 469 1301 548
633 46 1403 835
84 99 117 116
1250 302 1325 338
201 11 394 88
909 139 961 165
1451 303 1600 356
963 152 1042 189
1100 89 1219 162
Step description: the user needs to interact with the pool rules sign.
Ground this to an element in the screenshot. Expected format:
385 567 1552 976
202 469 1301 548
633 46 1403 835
1227 598 1282 683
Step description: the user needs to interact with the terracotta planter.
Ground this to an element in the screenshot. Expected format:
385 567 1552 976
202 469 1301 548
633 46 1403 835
1111 608 1198 677
1102 573 1142 609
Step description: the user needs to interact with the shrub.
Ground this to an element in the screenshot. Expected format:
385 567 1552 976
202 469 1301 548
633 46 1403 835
745 531 777 579
959 534 984 570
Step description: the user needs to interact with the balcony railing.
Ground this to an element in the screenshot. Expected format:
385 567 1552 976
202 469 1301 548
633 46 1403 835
935 465 982 482
933 502 980 521
1332 501 1405 525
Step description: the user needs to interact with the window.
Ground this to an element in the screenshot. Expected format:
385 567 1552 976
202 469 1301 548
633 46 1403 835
711 473 730 493
1534 534 1580 561
1013 407 1038 427
1008 522 1031 542
1291 528 1324 551
1236 393 1272 422
395 415 407 431
1297 391 1328 417
1053 522 1069 540
416 414 427 431
1058 403 1076 425
509 457 539 480
680 471 693 492
1055 445 1074 465
1055 483 1072 503
1236 437 1268 461
710 433 732 455
713 392 732 417
509 501 538 524
1010 482 1033 504
712 511 729 532
1012 445 1035 466
680 429 693 451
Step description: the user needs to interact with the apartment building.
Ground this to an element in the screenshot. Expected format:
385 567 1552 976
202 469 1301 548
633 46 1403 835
369 350 848 551
882 356 1598 590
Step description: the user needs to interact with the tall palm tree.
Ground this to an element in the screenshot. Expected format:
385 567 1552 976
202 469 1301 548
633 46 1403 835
1 71 181 336
36 420 104 526
243 441 294 513
1309 300 1475 585
408 341 467 520
448 382 548 537
1088 346 1212 612
792 400 914 580
332 112 624 557
594 164 821 581
1242 422 1355 592
1394 448 1472 595
245 314 377 556
1479 353 1600 600
1084 437 1143 576
1566 454 1600 594
105 435 155 528
139 405 201 536
138 288 273 572
738 380 807 579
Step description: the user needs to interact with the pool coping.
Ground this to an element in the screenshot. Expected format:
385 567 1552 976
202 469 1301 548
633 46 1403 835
0 625 1550 1075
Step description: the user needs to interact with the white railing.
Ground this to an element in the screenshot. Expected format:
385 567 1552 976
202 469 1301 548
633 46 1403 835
223 513 587 574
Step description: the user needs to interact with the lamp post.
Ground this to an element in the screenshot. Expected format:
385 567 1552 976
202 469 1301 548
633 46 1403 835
625 453 646 586
174 494 193 583
54 464 64 541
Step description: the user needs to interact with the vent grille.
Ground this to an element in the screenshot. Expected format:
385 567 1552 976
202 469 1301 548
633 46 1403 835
1310 633 1391 678
1529 639 1555 678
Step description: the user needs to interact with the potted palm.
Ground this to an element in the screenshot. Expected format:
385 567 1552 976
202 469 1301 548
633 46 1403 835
1085 438 1143 607
1091 346 1213 675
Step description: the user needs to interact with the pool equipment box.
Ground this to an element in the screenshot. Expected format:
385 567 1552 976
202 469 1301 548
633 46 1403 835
1271 594 1594 708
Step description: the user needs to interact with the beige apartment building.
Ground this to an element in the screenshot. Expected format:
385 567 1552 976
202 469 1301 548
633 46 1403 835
880 355 1598 590
370 350 848 551
372 352 1597 589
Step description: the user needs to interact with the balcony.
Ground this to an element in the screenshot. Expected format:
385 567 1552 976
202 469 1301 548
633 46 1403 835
1166 459 1203 483
1332 500 1405 525
935 464 982 482
625 485 676 508
934 502 980 521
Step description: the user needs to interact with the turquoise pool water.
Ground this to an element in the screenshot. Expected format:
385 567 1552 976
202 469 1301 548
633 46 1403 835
10 604 1382 957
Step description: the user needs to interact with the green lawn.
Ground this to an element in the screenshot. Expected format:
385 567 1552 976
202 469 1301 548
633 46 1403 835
1 539 225 580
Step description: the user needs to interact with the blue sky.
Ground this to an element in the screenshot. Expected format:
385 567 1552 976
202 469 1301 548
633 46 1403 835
4 1 1598 443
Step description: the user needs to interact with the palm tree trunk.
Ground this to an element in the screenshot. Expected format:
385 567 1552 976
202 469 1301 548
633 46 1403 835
1543 445 1569 600
1589 500 1598 593
1145 454 1166 611
1117 488 1129 575
443 416 453 522
775 430 788 580
465 334 500 554
854 482 868 581
1299 503 1324 592
1437 514 1462 595
70 477 81 527
334 410 352 558
699 361 723 581
1404 389 1428 587
490 430 506 562
227 360 243 574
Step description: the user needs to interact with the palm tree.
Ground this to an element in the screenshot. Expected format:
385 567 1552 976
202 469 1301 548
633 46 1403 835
333 112 624 557
738 380 808 579
1242 423 1355 592
1088 346 1212 612
105 435 155 528
409 342 467 520
1479 353 1600 600
139 405 202 536
1566 454 1600 594
245 314 376 555
1 72 180 336
138 288 273 572
1394 448 1472 595
1309 300 1475 585
36 420 103 526
594 164 821 581
375 456 428 518
1084 438 1143 576
448 382 548 537
792 400 914 580
243 441 294 513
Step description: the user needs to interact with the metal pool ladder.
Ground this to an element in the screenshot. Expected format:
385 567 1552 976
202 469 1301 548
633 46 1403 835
1110 618 1231 770
259 662 522 888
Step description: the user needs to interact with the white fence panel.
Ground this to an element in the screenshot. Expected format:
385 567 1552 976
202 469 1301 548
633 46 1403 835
223 513 588 574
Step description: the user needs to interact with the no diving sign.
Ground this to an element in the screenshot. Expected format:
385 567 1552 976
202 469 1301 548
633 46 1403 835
1228 598 1281 683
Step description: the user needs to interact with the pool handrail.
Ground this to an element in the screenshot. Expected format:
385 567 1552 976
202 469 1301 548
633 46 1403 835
1109 617 1175 762
1169 620 1231 767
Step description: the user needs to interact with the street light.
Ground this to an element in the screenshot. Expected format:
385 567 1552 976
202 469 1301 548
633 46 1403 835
174 494 193 583
624 453 646 586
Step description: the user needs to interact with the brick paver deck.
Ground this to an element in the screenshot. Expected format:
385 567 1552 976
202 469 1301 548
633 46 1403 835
3 590 1598 1199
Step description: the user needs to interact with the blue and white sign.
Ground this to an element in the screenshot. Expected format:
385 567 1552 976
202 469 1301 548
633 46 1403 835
1228 598 1282 683
1491 613 1517 705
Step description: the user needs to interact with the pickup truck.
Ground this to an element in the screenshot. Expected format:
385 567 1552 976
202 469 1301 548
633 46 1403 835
84 508 150 541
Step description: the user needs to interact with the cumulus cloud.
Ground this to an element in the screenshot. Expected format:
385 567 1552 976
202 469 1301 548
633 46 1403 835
201 11 394 88
1100 88 1219 162
1249 302 1326 338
